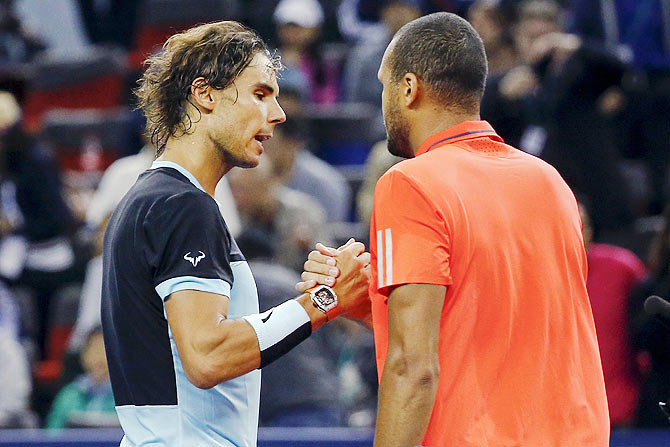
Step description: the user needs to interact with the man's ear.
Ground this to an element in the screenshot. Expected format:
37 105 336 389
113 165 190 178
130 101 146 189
190 77 215 112
402 73 420 108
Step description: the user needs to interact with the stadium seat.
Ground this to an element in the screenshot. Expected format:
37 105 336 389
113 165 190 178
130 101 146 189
304 103 378 165
22 48 127 132
129 0 238 70
33 284 81 384
40 108 134 178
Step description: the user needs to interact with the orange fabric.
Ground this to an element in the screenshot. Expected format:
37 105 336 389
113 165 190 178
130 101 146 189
369 121 609 446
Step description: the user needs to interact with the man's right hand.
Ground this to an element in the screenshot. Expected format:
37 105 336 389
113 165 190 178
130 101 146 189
297 240 372 323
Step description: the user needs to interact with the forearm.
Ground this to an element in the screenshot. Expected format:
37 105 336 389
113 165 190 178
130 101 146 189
173 293 327 388
189 317 263 385
374 360 439 447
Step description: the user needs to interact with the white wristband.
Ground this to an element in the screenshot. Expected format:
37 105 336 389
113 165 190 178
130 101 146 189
242 299 312 368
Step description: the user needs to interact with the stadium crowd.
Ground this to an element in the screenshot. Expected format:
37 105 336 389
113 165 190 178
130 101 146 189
0 0 669 435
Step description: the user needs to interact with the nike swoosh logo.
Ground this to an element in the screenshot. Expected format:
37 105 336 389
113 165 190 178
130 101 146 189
261 310 273 323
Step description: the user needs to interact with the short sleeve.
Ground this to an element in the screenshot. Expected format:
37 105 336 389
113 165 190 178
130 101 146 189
370 169 452 295
144 191 234 301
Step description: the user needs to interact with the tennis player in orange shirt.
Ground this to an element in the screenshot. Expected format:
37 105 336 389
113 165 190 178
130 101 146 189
298 12 609 447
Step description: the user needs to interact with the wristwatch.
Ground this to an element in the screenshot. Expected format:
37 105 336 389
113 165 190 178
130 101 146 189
310 285 339 321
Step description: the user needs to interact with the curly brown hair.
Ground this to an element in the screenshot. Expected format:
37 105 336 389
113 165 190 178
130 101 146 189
135 21 280 156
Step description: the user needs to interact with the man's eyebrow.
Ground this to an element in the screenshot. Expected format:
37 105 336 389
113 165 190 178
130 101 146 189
254 82 275 94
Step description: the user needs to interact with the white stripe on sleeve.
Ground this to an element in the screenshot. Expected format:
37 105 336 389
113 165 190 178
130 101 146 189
385 228 393 286
377 229 384 288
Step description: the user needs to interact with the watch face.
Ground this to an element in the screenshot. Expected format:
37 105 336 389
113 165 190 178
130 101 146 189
312 286 337 312
315 287 335 306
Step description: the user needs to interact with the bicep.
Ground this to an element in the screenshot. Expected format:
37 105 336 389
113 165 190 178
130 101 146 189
387 284 446 359
165 289 265 387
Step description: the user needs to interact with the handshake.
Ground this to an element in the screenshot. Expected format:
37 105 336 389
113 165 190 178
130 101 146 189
296 239 372 326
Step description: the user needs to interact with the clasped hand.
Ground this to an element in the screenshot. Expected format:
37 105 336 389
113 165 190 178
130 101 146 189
296 239 372 322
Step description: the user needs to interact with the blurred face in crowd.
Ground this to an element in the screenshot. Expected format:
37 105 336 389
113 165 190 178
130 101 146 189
277 23 320 50
515 3 561 63
263 125 299 182
228 160 280 223
82 331 110 385
276 90 302 118
469 0 504 50
381 3 422 35
378 41 413 159
204 52 286 169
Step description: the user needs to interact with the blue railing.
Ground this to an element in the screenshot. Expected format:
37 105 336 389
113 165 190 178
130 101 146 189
0 428 669 446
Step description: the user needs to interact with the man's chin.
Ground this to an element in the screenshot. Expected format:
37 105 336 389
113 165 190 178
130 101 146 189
387 138 413 159
238 158 260 169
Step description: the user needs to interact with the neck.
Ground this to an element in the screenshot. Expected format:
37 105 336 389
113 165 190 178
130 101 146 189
160 131 227 196
409 107 481 155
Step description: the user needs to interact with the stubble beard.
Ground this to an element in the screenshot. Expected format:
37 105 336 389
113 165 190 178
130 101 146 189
214 137 258 169
384 101 413 159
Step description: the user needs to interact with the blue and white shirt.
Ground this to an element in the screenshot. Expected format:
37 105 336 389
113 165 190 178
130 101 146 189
102 161 260 446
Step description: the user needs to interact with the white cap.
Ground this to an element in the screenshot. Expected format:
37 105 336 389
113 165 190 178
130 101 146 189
273 0 324 28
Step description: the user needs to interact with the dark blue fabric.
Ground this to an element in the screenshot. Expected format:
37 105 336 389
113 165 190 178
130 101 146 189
101 167 236 406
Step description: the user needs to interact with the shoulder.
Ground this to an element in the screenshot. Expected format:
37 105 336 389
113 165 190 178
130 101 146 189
374 162 441 215
114 173 222 235
135 171 218 215
508 147 566 178
376 158 434 195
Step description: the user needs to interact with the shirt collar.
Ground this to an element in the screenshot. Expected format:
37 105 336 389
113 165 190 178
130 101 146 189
149 161 206 193
415 120 503 157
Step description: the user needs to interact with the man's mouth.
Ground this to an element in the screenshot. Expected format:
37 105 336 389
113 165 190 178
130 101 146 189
254 134 271 143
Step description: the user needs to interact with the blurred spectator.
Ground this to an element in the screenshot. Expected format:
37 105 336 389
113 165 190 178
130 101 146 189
356 140 402 225
337 0 421 44
0 0 44 63
0 91 79 358
273 0 340 104
468 0 517 76
67 216 108 354
581 200 646 427
336 319 377 427
46 326 117 430
264 121 352 222
228 158 330 272
341 0 421 137
14 0 87 56
265 84 352 221
568 0 670 215
481 0 562 147
629 205 670 428
85 143 241 236
337 0 386 43
0 282 36 428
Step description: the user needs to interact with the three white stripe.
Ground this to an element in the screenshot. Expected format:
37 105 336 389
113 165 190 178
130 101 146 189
377 228 393 288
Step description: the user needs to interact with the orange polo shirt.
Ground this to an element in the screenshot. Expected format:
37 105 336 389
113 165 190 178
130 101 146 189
369 121 609 446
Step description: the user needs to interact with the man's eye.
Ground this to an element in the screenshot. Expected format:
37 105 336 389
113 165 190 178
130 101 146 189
255 93 265 100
